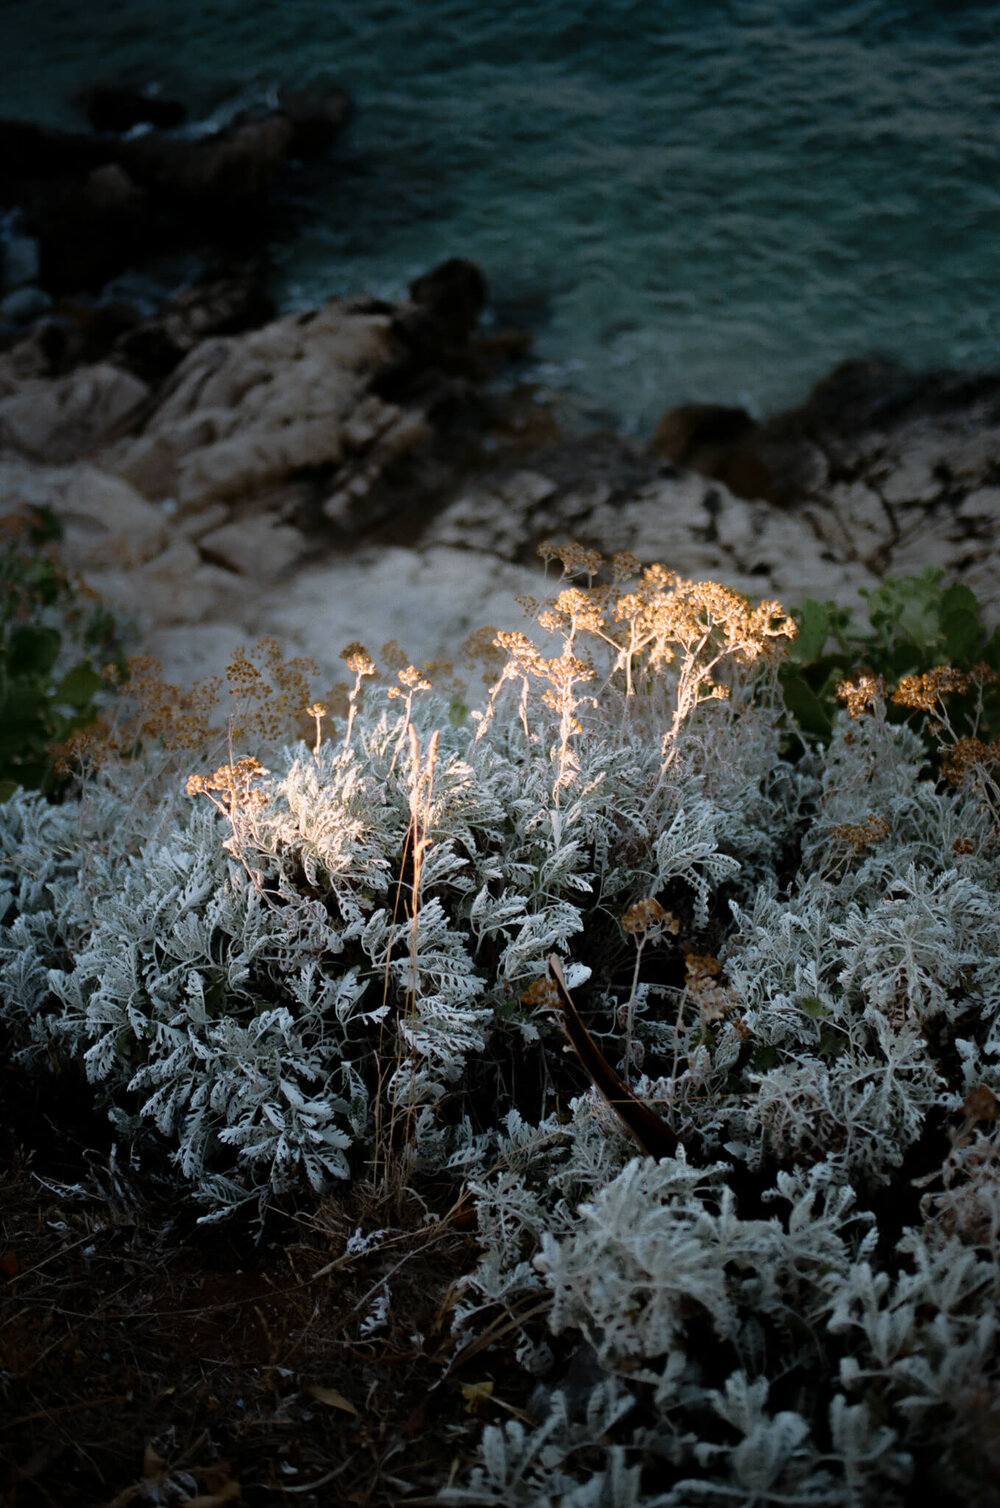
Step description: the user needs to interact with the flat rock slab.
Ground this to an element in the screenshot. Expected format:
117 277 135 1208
191 544 544 690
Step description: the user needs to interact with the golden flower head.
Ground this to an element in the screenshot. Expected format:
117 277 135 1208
835 671 886 719
340 642 376 677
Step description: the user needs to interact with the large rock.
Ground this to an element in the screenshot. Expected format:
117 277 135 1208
105 271 497 529
108 300 400 511
0 459 168 569
84 536 245 630
27 164 152 291
197 513 306 581
653 359 1000 508
0 120 156 293
648 358 1000 624
0 362 149 461
0 262 502 561
119 115 295 209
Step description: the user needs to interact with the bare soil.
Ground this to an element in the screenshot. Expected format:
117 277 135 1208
0 1063 525 1507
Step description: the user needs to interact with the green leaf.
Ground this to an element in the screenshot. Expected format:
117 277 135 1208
0 684 55 749
940 582 978 619
789 598 830 664
5 624 61 678
780 671 834 738
752 1045 778 1071
799 996 829 1019
941 608 981 665
818 1030 847 1059
204 978 227 1016
0 778 18 803
53 661 104 710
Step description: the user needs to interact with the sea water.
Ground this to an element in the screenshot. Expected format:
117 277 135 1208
2 0 998 430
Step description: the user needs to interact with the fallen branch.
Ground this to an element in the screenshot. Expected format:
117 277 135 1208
546 954 680 1160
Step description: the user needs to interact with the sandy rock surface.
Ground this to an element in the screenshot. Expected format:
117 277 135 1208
1 286 997 692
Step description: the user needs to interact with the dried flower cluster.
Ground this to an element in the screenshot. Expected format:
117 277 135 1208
55 655 221 774
840 658 1000 832
830 811 891 849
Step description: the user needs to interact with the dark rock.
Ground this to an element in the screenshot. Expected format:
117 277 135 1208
785 357 1000 437
2 106 300 297
277 86 352 155
0 298 143 377
375 259 490 404
118 114 295 209
409 258 488 346
722 434 829 507
0 119 109 187
68 298 143 368
76 84 188 135
652 359 1000 507
115 270 277 381
26 164 152 292
651 402 757 469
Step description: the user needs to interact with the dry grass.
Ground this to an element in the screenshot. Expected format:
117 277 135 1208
0 1068 523 1508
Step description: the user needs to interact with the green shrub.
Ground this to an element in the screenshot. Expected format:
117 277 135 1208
0 508 124 800
781 567 1000 745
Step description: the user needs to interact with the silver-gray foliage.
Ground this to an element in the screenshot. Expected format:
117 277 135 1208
2 630 999 1502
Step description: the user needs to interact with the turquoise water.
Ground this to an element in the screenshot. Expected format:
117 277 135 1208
2 0 998 429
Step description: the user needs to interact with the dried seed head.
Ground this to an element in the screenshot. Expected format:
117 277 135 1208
622 898 679 936
836 672 886 718
520 976 561 1011
341 642 376 677
831 812 890 848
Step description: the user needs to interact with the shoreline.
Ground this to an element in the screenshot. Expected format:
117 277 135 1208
1 267 997 694
0 99 997 681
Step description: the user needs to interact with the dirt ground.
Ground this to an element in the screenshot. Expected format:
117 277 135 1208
0 1062 530 1507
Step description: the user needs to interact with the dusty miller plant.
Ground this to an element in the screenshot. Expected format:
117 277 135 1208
2 549 999 1502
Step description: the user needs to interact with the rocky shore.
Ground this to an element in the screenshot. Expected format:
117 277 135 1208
2 256 997 688
1 87 997 685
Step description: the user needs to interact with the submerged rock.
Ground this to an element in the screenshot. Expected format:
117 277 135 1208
0 89 351 298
